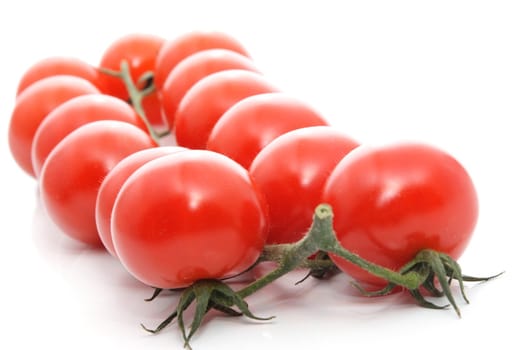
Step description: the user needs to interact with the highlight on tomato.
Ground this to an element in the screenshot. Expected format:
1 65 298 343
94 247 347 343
160 48 259 130
174 69 278 149
322 142 479 287
39 120 156 246
111 150 269 289
207 92 329 169
95 146 187 256
154 30 251 91
8 75 100 177
31 94 147 177
249 126 360 244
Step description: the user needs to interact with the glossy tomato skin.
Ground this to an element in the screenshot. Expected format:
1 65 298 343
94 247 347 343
161 49 258 130
31 94 147 177
112 150 269 288
207 93 329 169
249 126 359 244
174 69 278 149
16 56 101 96
154 30 250 91
39 121 156 246
322 143 478 287
98 33 165 126
95 146 187 256
8 75 100 177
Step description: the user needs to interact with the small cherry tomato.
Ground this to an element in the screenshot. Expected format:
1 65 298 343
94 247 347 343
95 146 187 256
112 150 268 288
39 121 156 246
98 33 165 126
31 94 147 177
154 30 250 91
174 69 278 149
249 126 359 244
322 143 478 287
8 75 100 177
207 93 329 168
16 56 101 96
161 48 259 130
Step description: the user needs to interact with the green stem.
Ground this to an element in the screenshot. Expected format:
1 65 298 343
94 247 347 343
237 215 322 298
117 61 164 145
238 204 427 298
259 245 335 270
99 61 170 144
326 243 425 289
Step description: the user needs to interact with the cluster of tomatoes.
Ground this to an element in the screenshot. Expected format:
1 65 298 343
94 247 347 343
8 30 482 345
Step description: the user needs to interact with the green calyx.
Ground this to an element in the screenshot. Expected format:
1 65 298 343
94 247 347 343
142 280 274 350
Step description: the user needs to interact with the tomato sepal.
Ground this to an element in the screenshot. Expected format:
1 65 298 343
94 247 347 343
143 287 164 302
348 249 502 316
406 250 501 316
141 280 274 349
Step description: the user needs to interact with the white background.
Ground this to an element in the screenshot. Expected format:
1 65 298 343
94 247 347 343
1 1 523 349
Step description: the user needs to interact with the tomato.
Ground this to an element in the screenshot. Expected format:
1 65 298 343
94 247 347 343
111 150 268 288
39 121 156 246
207 93 329 169
31 94 147 177
161 49 259 130
8 75 100 177
98 33 166 126
249 126 359 244
174 70 278 149
95 146 187 256
154 30 250 91
322 143 478 287
16 56 101 96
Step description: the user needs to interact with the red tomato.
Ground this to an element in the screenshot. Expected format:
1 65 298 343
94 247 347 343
8 75 100 177
16 56 101 96
174 70 278 149
322 143 478 287
31 94 147 177
154 30 250 91
112 150 268 288
249 126 359 244
98 33 165 126
39 121 156 246
161 49 259 130
95 146 187 256
207 93 329 169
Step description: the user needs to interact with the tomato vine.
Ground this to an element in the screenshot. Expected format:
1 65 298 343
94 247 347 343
139 204 499 349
